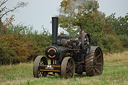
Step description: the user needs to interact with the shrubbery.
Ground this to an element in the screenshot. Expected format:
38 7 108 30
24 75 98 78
0 22 128 65
0 24 51 65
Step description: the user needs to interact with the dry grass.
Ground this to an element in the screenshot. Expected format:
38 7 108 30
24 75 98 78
104 51 128 66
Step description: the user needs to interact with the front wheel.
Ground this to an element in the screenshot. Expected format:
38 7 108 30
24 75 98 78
33 56 48 78
61 57 75 78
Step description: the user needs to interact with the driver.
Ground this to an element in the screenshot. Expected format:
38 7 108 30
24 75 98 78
76 30 90 54
76 30 86 41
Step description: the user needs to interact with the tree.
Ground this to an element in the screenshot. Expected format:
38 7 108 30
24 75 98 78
59 0 106 42
0 0 27 35
106 13 128 36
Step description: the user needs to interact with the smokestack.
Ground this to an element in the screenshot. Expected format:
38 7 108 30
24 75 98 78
52 17 58 45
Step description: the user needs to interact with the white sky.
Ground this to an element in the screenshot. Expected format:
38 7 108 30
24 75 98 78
2 0 128 33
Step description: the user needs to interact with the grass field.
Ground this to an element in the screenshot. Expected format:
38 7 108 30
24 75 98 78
0 51 128 85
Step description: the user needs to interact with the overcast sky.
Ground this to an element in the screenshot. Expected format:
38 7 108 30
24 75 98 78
2 0 128 33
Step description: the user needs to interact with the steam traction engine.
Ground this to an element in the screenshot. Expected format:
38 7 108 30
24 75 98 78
33 17 104 78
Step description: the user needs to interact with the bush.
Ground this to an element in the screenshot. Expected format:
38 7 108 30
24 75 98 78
97 34 123 53
118 35 128 48
0 25 51 65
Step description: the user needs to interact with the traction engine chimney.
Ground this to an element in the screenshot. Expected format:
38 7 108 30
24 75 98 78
52 17 58 46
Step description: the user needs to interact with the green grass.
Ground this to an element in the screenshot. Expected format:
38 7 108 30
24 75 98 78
0 52 128 85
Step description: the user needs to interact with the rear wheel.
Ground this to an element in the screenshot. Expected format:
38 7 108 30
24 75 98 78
85 46 103 76
33 56 48 78
61 57 75 78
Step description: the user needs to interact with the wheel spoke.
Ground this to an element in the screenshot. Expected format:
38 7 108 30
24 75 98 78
66 65 68 68
94 67 100 73
70 66 73 69
96 63 101 66
95 49 99 54
38 71 41 77
95 54 101 59
67 62 70 67
66 68 70 73
69 72 73 77
69 59 72 64
68 60 72 67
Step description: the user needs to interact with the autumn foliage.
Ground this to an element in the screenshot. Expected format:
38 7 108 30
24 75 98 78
0 25 51 65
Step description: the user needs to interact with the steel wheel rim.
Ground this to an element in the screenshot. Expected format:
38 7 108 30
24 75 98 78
33 56 48 78
61 57 75 78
